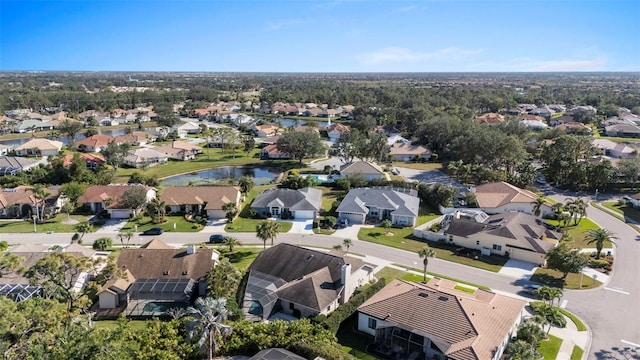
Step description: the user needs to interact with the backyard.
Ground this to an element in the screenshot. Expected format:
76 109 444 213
226 184 292 233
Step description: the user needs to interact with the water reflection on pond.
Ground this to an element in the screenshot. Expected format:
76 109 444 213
161 166 281 186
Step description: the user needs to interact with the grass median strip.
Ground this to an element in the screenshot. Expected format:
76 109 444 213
557 308 587 331
538 334 562 360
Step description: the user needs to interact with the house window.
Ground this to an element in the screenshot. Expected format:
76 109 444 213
493 244 502 251
271 207 280 215
327 305 331 312
289 302 294 310
368 318 377 329
476 240 480 245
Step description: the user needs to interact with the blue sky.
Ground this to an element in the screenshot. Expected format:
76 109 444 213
1 0 639 72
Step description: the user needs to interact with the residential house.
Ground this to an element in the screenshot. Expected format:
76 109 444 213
15 138 63 156
259 144 291 159
628 192 640 208
100 239 218 316
357 278 526 360
388 142 432 162
172 122 201 138
549 115 574 126
592 139 636 158
154 141 202 161
113 131 155 146
160 185 240 219
242 244 374 321
1 244 95 302
339 161 385 181
605 124 640 138
518 114 547 130
568 105 597 115
471 181 552 216
327 123 350 142
61 152 106 171
293 125 320 135
123 148 169 168
73 134 114 153
473 113 505 126
0 156 40 176
386 134 411 146
556 122 592 134
529 105 555 118
249 348 306 360
77 184 156 219
0 116 17 134
445 212 560 264
98 270 135 310
254 124 280 138
13 119 52 133
0 186 65 219
336 187 420 227
251 187 322 220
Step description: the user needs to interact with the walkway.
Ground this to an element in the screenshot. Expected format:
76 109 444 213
548 314 591 360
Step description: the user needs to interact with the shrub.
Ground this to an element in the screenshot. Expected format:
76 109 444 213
589 259 609 269
93 237 112 251
324 216 337 228
320 278 387 333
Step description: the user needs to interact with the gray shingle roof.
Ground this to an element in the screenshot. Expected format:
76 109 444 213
252 187 321 211
336 188 419 217
339 161 384 175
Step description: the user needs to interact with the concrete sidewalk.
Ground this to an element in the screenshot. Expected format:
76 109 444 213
548 314 591 360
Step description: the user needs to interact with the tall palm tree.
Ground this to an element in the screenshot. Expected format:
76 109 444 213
417 246 436 283
75 221 93 241
31 185 50 222
585 228 617 259
184 297 232 360
146 197 166 223
267 221 281 246
238 176 254 195
533 286 563 307
256 220 280 248
222 202 238 222
223 236 242 252
342 238 353 253
564 198 578 225
118 230 133 248
531 196 546 217
573 198 588 225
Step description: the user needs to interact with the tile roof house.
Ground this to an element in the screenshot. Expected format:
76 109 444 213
123 148 169 168
259 144 291 160
251 187 322 220
242 244 374 321
357 278 526 360
445 212 561 265
77 184 156 219
592 139 637 158
73 134 114 153
473 113 505 126
549 115 574 126
327 123 350 142
159 185 240 219
471 181 552 216
336 187 420 227
113 131 155 146
15 138 63 156
153 141 202 161
102 239 219 316
0 186 65 219
61 152 106 171
172 121 202 138
254 124 280 138
388 143 432 162
556 122 592 134
339 161 385 181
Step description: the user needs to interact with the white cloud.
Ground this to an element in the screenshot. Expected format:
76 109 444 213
395 5 416 13
265 20 305 31
356 47 484 66
529 58 608 71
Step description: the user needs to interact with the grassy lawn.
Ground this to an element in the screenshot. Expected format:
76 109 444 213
571 345 584 360
538 334 562 360
121 215 204 233
530 268 602 289
358 208 508 272
313 228 336 235
391 162 443 171
216 247 262 271
544 218 608 248
0 214 92 233
374 267 407 283
337 314 380 360
557 308 587 331
319 186 345 215
602 201 640 224
225 217 292 233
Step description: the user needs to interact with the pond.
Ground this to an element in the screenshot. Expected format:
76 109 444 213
278 118 330 129
0 128 136 148
161 166 281 186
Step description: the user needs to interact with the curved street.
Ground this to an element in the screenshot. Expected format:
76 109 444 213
2 201 639 359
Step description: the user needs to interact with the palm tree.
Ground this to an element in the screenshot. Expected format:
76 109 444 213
267 221 281 246
75 221 93 241
585 228 618 259
238 176 254 195
222 202 238 222
32 185 50 222
342 238 353 253
332 244 343 251
533 286 563 307
256 220 279 248
564 198 578 225
118 230 133 248
417 246 436 283
516 320 545 346
223 236 242 252
184 297 232 360
532 196 546 217
551 202 563 215
506 339 541 360
146 197 166 223
573 198 588 225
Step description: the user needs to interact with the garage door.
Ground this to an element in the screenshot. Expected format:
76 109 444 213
340 212 365 224
109 210 130 219
508 247 546 266
293 210 316 220
207 210 226 219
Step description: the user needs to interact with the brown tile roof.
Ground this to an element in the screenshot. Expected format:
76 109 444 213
358 279 526 360
141 238 175 249
117 240 215 280
389 142 431 156
327 123 350 133
339 161 384 175
15 138 63 151
99 269 135 294
519 114 545 122
0 186 60 210
159 186 240 210
77 184 153 209
474 113 505 125
73 134 113 149
61 152 105 167
474 181 539 208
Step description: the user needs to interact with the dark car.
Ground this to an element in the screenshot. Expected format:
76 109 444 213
209 234 228 243
523 284 542 295
141 227 163 236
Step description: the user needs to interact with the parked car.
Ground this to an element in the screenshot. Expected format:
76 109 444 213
209 234 228 243
523 284 542 295
391 168 400 175
141 227 163 236
338 218 350 228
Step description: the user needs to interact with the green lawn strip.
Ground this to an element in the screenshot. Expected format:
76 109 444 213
570 345 584 360
374 267 407 283
314 228 336 235
602 201 640 224
121 215 203 233
226 218 292 233
530 268 602 289
0 214 92 233
544 218 607 248
544 197 558 204
538 334 562 360
454 285 476 293
391 265 490 291
390 162 443 171
217 247 262 271
557 308 587 331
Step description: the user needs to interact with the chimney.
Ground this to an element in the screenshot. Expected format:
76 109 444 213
186 245 196 255
341 263 352 303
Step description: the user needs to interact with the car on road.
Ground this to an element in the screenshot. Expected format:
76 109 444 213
141 227 163 236
391 168 400 175
209 234 228 243
523 284 542 295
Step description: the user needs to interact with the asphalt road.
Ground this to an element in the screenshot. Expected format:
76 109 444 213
3 198 639 358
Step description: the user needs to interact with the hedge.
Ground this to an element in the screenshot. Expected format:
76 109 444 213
320 278 387 333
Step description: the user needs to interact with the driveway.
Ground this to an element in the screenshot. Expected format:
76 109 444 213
285 219 314 234
94 219 128 234
498 259 538 280
396 167 466 191
332 224 371 239
309 156 350 171
204 218 228 233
